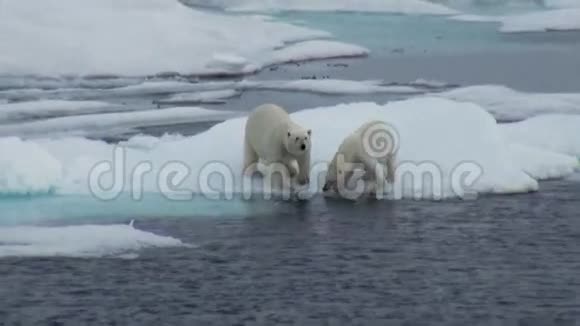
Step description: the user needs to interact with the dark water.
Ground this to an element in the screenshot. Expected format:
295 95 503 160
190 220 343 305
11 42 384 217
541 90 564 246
1 180 580 325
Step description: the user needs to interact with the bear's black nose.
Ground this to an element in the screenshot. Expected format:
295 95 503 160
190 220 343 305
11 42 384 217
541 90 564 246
301 144 306 150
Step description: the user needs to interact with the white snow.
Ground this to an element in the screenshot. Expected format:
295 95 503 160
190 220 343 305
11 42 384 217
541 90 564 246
0 137 62 195
449 14 504 22
108 81 239 97
157 89 241 104
500 8 580 32
118 134 186 151
0 97 575 200
0 76 143 91
107 78 425 99
262 40 369 66
222 0 459 15
0 0 371 77
0 97 577 199
508 143 578 180
0 100 118 121
0 107 237 137
409 78 455 89
0 222 189 258
245 79 424 94
502 114 580 158
449 8 580 32
435 85 580 120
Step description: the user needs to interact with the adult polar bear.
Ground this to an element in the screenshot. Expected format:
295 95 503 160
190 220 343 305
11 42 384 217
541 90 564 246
323 120 398 199
243 104 312 188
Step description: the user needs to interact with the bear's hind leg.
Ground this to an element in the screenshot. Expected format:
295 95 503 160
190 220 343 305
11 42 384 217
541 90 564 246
243 139 259 175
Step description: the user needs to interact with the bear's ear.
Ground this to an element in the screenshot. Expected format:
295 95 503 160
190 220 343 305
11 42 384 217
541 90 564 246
307 129 311 136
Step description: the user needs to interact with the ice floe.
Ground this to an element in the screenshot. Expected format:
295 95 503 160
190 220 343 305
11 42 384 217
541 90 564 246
0 97 577 200
502 114 580 158
156 89 242 105
219 0 459 15
450 8 580 32
243 79 425 95
0 107 237 137
262 40 369 66
434 85 580 120
0 222 190 258
0 100 120 122
0 0 368 77
0 137 62 195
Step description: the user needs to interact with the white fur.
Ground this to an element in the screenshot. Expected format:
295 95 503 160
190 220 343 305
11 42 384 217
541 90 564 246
243 103 311 186
323 120 397 197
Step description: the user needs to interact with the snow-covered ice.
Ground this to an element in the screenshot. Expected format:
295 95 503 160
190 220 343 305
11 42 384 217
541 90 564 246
409 78 456 89
0 100 120 122
0 0 370 77
0 222 190 258
435 85 580 120
0 78 429 105
450 8 580 32
108 78 426 99
500 8 580 32
157 89 241 105
0 76 143 91
243 79 424 95
108 81 239 97
0 107 237 137
261 40 369 66
508 143 578 180
450 14 505 23
0 137 62 195
219 0 458 15
502 114 580 158
0 97 577 200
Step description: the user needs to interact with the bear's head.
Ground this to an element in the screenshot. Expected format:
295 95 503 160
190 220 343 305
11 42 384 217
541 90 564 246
284 127 311 156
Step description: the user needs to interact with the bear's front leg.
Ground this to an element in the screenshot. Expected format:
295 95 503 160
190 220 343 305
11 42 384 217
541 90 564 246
295 151 311 186
285 158 299 179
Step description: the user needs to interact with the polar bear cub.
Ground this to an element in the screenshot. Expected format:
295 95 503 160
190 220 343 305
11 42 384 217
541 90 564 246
243 103 311 186
323 120 397 198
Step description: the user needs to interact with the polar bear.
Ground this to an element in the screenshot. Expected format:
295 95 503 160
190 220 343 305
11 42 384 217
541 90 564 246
243 103 311 186
322 120 397 198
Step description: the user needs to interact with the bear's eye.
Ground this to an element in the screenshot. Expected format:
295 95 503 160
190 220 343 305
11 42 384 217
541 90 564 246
287 132 291 137
295 136 299 142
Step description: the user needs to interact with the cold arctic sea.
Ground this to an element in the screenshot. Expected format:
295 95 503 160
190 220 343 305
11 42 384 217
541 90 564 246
2 180 580 325
2 1 580 325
